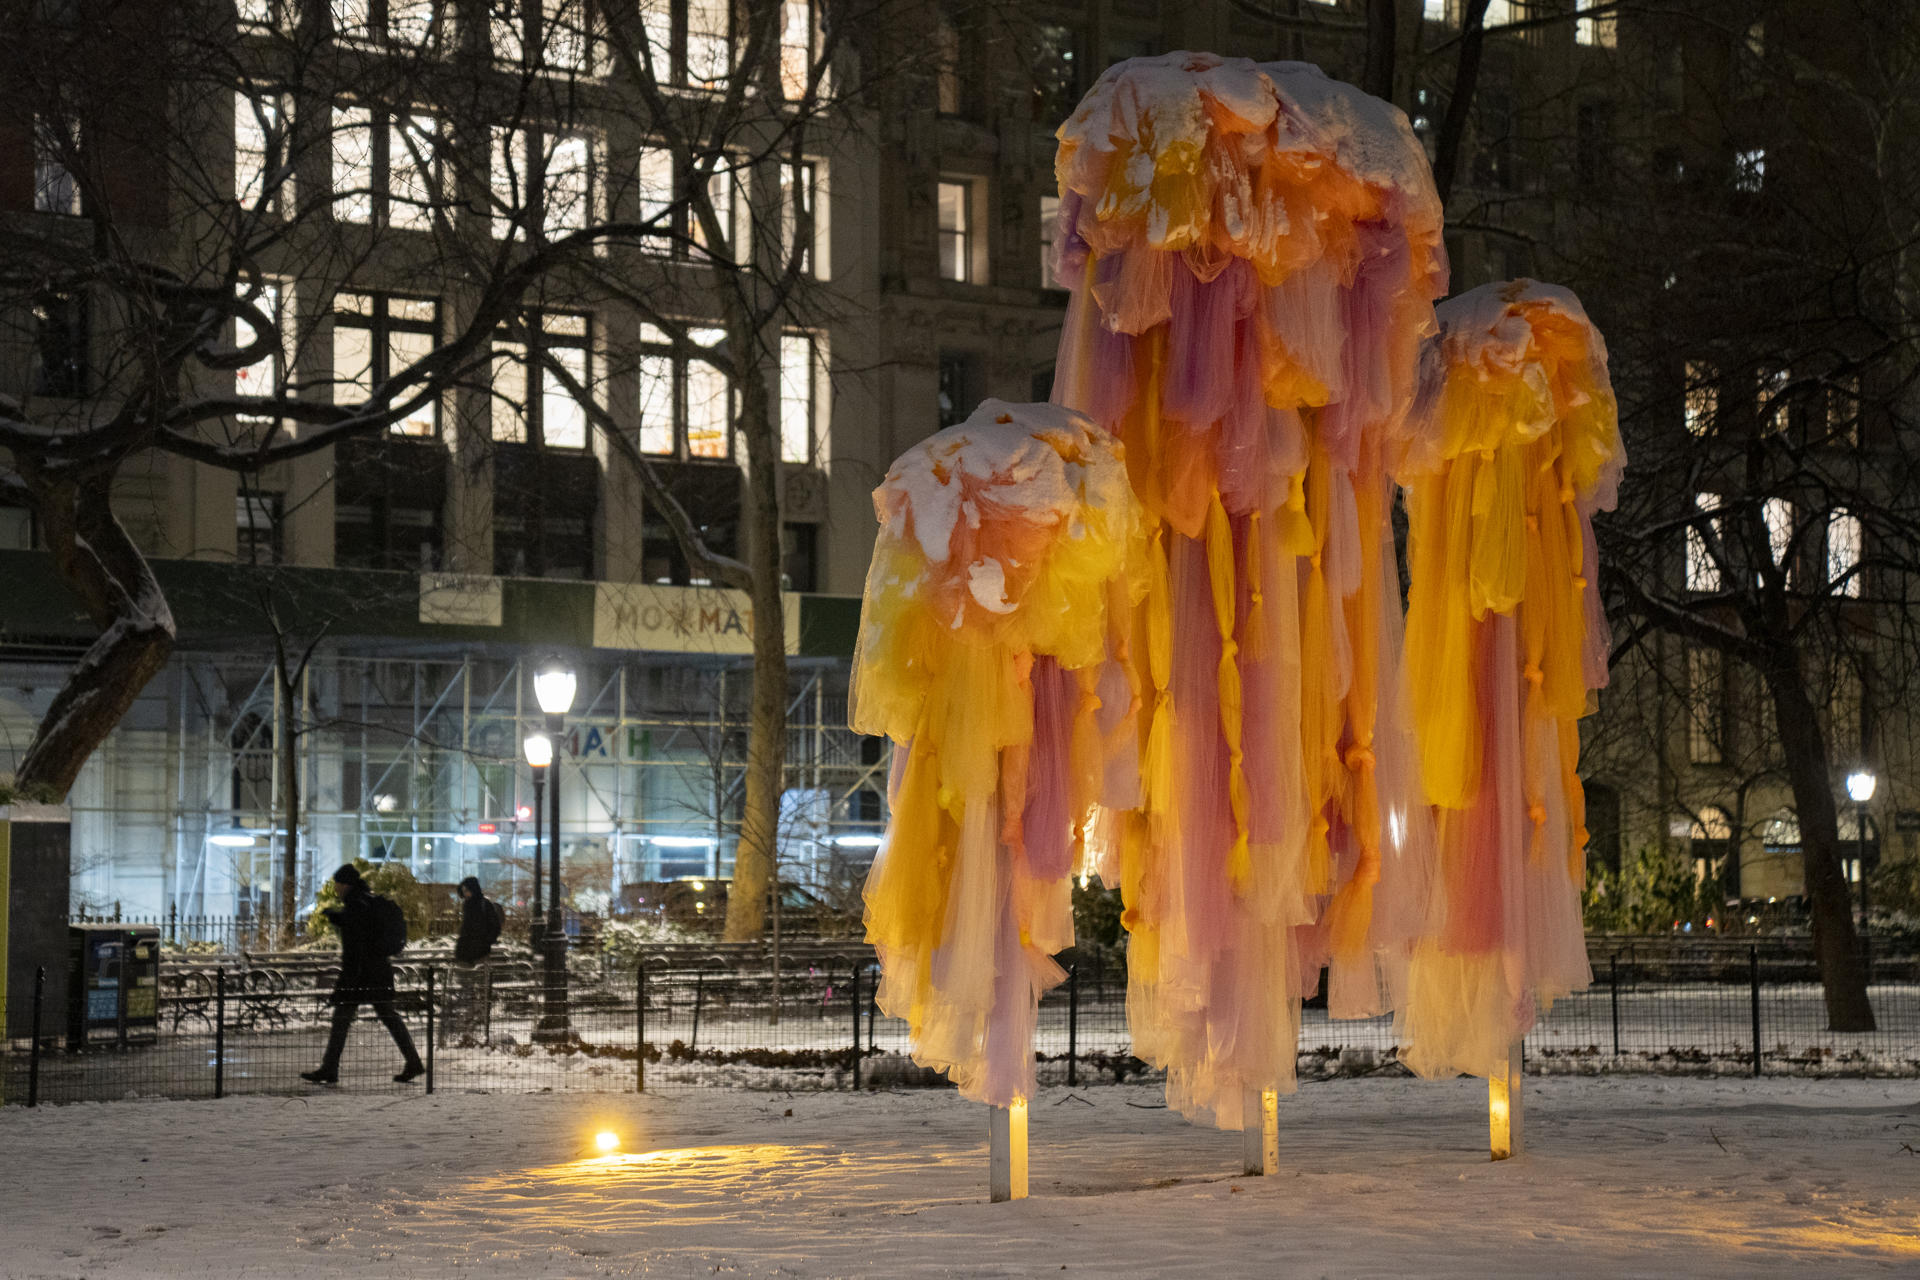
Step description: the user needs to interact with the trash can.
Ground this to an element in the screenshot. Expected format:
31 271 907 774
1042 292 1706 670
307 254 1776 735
66 924 160 1050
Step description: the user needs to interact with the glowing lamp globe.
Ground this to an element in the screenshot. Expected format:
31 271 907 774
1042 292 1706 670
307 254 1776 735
534 662 578 716
594 1131 620 1153
1846 771 1876 804
523 733 554 769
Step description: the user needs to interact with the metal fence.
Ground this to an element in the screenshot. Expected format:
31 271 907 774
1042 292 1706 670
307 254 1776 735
5 942 1916 1106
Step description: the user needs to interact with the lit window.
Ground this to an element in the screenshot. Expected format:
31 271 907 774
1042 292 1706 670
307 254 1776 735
1483 0 1513 24
33 115 80 215
638 147 676 253
1031 25 1081 124
780 331 825 464
780 0 819 100
334 105 446 229
235 92 290 214
492 312 592 447
235 280 293 419
1039 193 1060 287
1763 497 1794 581
1575 0 1615 47
494 0 591 70
1423 0 1448 19
779 160 817 275
491 128 596 241
687 0 731 87
237 0 281 29
1684 360 1716 435
938 180 973 283
694 158 742 261
1828 509 1862 598
1686 492 1722 592
335 0 438 43
1734 148 1765 193
333 292 441 436
637 323 734 460
1759 364 1789 433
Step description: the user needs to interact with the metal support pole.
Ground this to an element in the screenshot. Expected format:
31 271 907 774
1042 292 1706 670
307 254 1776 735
988 1100 1029 1202
635 961 647 1094
1067 963 1079 1088
425 968 436 1094
1489 1040 1523 1160
1609 955 1620 1060
530 768 546 937
850 964 863 1089
690 970 705 1052
1240 1087 1278 1175
538 718 570 1040
1858 799 1873 984
214 969 227 1100
1749 944 1763 1077
28 966 45 1107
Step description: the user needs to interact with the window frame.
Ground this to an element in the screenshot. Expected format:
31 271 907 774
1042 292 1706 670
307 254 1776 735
637 322 734 461
491 125 600 243
333 103 448 231
491 310 595 450
937 178 975 283
333 290 443 437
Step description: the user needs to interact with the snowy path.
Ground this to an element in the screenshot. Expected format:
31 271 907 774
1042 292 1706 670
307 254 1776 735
3 1077 1916 1277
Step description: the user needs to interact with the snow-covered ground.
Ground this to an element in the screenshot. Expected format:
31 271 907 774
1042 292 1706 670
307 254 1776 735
2 1076 1915 1278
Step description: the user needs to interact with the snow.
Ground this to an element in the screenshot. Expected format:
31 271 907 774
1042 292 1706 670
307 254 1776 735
3 1075 1916 1277
1435 277 1607 376
1263 61 1442 214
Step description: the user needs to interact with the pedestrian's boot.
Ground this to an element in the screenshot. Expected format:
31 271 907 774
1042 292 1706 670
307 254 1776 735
394 1060 426 1083
300 1069 338 1084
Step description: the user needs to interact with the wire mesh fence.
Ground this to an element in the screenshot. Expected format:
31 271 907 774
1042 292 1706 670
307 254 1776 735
5 941 1916 1105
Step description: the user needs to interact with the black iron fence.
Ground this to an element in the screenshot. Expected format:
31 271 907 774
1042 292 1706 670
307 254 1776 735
5 943 1915 1105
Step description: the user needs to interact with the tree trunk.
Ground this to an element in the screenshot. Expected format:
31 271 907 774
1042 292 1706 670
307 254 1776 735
722 379 788 942
276 659 300 947
1764 646 1875 1031
1431 0 1493 206
15 474 176 799
1361 0 1398 104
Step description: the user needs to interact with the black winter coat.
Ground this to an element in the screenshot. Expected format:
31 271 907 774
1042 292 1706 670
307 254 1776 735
324 885 396 1003
454 893 495 963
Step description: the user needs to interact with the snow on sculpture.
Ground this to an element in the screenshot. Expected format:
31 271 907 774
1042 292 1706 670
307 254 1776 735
1048 52 1445 1125
852 399 1143 1104
1392 279 1624 1080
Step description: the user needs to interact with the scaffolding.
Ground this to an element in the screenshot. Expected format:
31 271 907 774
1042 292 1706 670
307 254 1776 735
0 648 889 924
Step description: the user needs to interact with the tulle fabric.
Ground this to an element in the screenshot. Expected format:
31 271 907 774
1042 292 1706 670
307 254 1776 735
854 401 1144 1105
1393 280 1625 1079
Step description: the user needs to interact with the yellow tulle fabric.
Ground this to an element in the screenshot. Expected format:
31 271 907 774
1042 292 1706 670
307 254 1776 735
1395 279 1623 1080
852 400 1144 1104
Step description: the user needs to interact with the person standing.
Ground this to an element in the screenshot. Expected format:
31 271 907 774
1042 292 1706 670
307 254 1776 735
448 876 501 1043
301 864 425 1084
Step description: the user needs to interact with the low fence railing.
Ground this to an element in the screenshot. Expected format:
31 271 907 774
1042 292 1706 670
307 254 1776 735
6 944 1916 1105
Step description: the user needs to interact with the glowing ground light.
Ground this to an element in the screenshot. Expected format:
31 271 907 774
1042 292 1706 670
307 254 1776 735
594 1131 620 1153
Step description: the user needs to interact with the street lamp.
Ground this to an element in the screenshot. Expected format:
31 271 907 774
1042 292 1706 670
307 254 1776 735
533 659 577 1041
1845 769 1876 979
523 732 552 939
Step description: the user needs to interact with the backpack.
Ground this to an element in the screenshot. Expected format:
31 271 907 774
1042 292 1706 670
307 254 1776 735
370 893 408 957
483 899 504 948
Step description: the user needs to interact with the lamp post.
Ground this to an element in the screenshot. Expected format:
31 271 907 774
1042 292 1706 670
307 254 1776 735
523 733 552 947
1845 769 1876 981
533 659 577 1041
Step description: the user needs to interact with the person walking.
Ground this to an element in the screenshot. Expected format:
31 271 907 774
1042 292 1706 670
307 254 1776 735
301 864 425 1085
448 876 501 1044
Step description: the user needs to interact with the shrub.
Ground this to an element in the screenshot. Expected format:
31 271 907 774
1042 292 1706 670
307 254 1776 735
306 858 440 943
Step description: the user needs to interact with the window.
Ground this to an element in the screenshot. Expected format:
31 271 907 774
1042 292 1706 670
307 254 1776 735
235 92 290 213
31 291 88 397
1422 0 1448 19
779 160 818 275
937 350 977 428
334 106 445 230
333 292 440 436
491 127 596 241
335 436 445 572
637 147 747 260
1039 193 1061 287
236 491 284 566
235 281 293 419
638 324 731 459
1686 492 1721 592
782 522 818 592
1684 360 1716 435
780 0 820 100
1759 364 1789 433
492 312 592 448
1689 807 1733 892
1828 372 1861 444
937 180 973 282
1473 91 1515 190
33 115 80 215
1828 509 1863 597
780 331 826 464
1734 148 1765 193
493 0 594 72
936 13 965 115
1762 497 1793 581
1482 0 1513 25
687 0 731 87
642 462 740 586
1031 25 1082 124
1575 0 1615 48
1686 649 1725 764
237 0 284 29
333 0 444 45
1585 782 1622 875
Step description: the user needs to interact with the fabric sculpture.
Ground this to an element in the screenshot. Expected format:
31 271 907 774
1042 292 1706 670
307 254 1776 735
1393 279 1623 1080
1045 53 1447 1125
852 399 1143 1104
